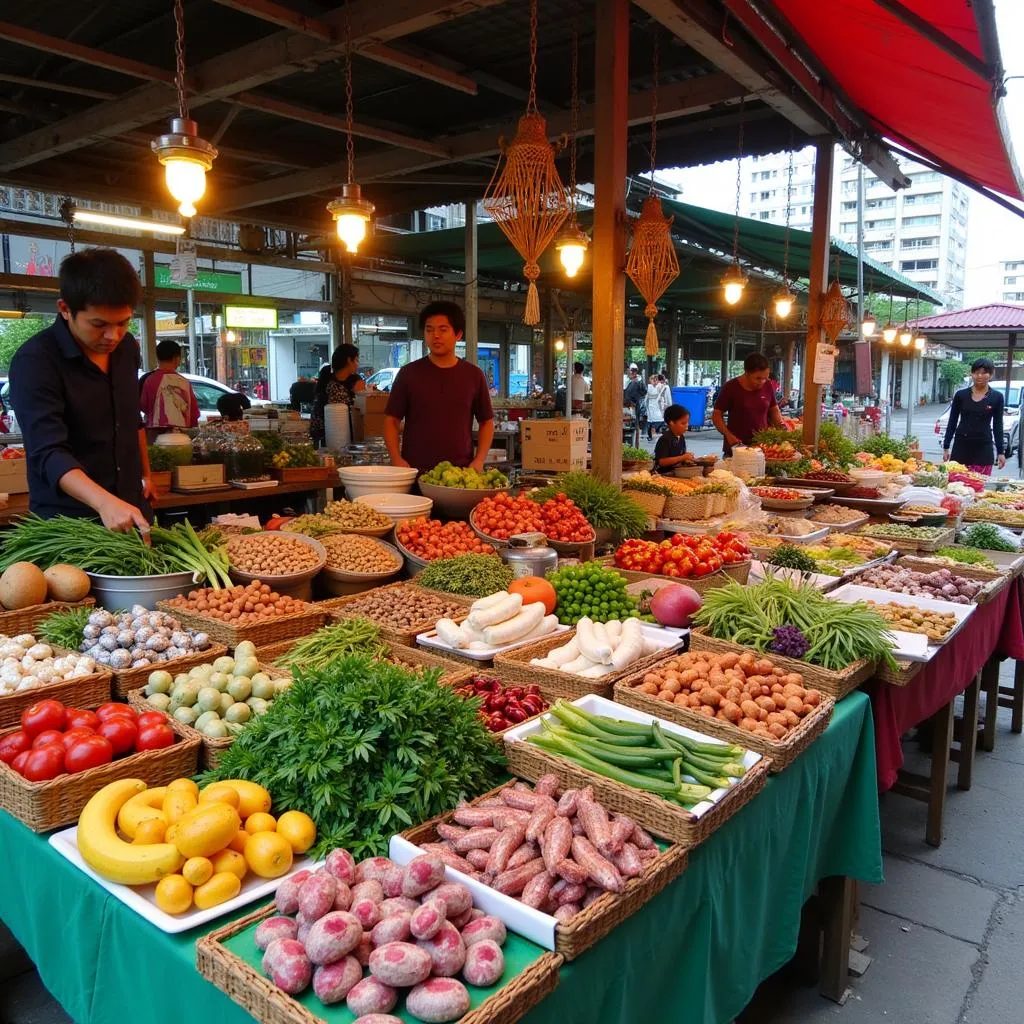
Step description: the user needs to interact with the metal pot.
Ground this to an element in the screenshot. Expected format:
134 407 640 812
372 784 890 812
501 532 558 579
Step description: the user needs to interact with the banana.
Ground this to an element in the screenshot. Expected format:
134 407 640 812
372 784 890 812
116 786 168 839
78 779 184 886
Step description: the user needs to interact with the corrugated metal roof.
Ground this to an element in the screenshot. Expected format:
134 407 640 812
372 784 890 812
912 304 1024 330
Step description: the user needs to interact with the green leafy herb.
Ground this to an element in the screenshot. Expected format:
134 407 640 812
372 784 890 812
960 522 1020 553
529 472 648 538
766 544 819 574
932 546 996 568
816 423 856 468
38 606 90 651
146 445 178 472
857 433 911 460
199 656 506 859
418 553 514 597
621 479 672 497
622 444 649 462
751 428 797 448
273 618 389 675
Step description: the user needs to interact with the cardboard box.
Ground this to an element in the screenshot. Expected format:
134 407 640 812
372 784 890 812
0 458 28 494
355 392 389 439
520 418 589 471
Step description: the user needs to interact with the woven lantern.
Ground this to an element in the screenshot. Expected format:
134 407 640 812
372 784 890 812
626 194 680 356
819 279 854 345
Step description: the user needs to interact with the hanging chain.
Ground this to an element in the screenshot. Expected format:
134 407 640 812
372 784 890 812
344 8 355 183
732 96 746 261
526 0 538 114
568 14 579 216
782 131 794 284
173 0 189 120
649 33 659 187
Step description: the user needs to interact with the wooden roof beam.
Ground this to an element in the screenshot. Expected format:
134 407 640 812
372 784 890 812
0 73 115 101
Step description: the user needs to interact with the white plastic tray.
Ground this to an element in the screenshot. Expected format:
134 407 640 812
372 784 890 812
502 694 762 821
416 622 570 661
749 560 841 591
49 826 311 934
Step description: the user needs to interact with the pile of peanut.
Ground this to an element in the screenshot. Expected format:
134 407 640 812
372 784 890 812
227 534 322 576
322 534 402 575
337 586 466 632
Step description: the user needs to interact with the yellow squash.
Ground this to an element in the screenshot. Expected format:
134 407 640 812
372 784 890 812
172 803 242 859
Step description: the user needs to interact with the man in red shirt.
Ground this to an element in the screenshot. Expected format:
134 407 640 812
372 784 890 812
712 352 784 456
383 301 494 472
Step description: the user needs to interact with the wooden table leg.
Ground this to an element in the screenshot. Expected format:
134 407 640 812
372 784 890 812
980 657 1000 753
927 699 954 848
819 876 856 1004
958 674 979 791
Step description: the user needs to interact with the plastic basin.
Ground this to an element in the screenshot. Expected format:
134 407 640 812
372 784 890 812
417 478 506 519
85 570 196 611
354 493 433 524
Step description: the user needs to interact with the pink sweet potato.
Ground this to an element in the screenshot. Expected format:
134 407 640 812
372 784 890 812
254 916 298 951
402 853 445 898
460 915 506 948
297 871 337 921
425 882 473 918
416 921 466 977
355 857 395 884
351 897 382 930
346 976 397 1017
350 879 385 906
462 939 504 987
410 900 446 940
371 911 412 946
263 938 311 995
368 941 433 987
325 849 357 885
312 956 362 1005
274 870 311 915
405 978 471 1023
304 911 363 966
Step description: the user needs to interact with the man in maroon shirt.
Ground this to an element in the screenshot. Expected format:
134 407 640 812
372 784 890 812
712 352 784 456
383 301 495 472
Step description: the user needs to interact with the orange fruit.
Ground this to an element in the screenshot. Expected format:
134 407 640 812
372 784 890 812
133 818 168 845
244 812 277 835
211 848 247 881
228 829 249 853
508 576 557 615
243 831 293 879
198 782 240 809
154 874 193 915
275 810 316 854
182 856 214 886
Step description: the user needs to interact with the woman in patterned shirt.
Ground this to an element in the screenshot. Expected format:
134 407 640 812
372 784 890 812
310 343 364 446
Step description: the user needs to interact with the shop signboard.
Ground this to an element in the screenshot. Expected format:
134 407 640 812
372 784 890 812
224 305 278 329
154 266 244 292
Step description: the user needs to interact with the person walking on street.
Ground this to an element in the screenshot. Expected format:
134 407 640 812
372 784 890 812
646 373 672 440
623 365 647 447
309 343 364 446
942 357 1006 475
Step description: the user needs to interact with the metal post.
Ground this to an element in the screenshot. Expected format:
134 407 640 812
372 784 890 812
186 288 198 376
666 310 679 387
783 339 795 407
543 294 555 395
464 201 479 365
141 248 158 370
905 354 915 440
1005 332 1016 403
589 0 629 483
565 329 575 419
801 139 836 448
856 161 870 399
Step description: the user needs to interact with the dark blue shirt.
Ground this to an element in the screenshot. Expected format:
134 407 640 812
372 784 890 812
942 386 1005 462
653 430 687 474
9 317 147 519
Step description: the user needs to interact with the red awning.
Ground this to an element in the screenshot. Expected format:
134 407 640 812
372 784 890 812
771 0 1022 200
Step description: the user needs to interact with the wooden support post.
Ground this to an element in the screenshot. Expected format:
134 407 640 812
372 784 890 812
464 201 479 365
589 0 629 483
958 673 980 791
980 656 1000 753
140 246 158 371
928 700 954 847
783 338 795 405
801 139 835 449
819 876 855 1004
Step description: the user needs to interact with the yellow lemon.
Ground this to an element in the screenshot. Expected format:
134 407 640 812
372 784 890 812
154 874 193 915
198 782 240 810
228 829 249 853
218 779 272 819
166 778 199 799
275 811 317 854
243 831 294 879
133 818 168 845
193 871 241 910
182 856 214 886
211 848 247 881
244 812 276 835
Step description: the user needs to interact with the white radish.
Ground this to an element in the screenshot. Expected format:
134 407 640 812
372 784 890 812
579 662 617 678
561 655 593 674
469 592 523 629
604 620 623 648
482 601 545 645
530 657 560 669
436 618 467 649
468 641 489 650
470 590 514 614
589 621 614 664
547 637 580 666
459 619 487 643
611 618 645 670
575 618 607 665
521 614 559 643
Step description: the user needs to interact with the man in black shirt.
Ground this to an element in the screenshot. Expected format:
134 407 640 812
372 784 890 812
653 405 690 473
9 248 153 531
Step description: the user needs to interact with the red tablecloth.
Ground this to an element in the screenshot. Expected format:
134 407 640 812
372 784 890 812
865 577 1024 791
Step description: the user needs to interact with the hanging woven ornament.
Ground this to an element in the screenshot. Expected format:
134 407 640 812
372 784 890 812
820 279 854 345
483 0 569 325
625 34 678 357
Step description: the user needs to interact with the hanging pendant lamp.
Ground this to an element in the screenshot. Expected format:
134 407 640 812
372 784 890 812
152 0 217 218
722 99 748 306
861 312 877 338
774 142 796 319
881 292 897 343
555 18 588 280
483 0 569 325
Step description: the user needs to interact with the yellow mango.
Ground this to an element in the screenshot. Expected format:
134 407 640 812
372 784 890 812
172 803 242 859
198 782 240 810
163 788 198 825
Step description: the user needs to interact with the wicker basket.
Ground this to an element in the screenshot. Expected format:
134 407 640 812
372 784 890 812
873 658 923 687
109 644 229 700
197 903 562 1024
504 732 770 848
595 556 751 596
0 716 200 831
612 665 834 773
688 629 874 702
155 601 327 650
401 783 689 960
127 661 286 769
853 526 955 553
494 629 684 701
663 493 714 520
0 597 95 638
321 582 473 646
0 658 113 729
621 489 668 517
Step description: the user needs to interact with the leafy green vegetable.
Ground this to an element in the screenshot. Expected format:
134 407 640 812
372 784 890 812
621 479 672 496
766 544 819 574
529 472 648 538
622 444 649 462
418 553 514 597
817 423 856 468
146 445 179 472
961 522 1020 552
273 618 389 675
751 428 797 448
38 606 90 651
933 546 996 568
199 656 506 859
858 433 911 460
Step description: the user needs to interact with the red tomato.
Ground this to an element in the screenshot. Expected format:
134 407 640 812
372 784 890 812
21 699 67 738
97 716 137 756
65 708 101 731
61 726 97 751
96 703 136 722
32 729 66 750
135 723 174 751
135 711 168 731
22 744 65 781
11 749 32 775
0 730 31 764
65 735 114 774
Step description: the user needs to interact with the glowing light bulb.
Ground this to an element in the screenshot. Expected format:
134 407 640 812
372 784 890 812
773 287 795 318
151 118 217 219
899 326 913 346
882 322 897 344
328 183 375 255
335 213 368 253
861 315 876 338
913 334 926 351
555 224 589 279
163 158 207 218
722 263 748 306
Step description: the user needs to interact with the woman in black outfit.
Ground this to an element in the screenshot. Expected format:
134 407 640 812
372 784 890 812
310 343 364 446
942 357 1006 474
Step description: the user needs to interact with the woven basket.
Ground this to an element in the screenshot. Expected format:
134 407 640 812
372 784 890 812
321 583 473 646
504 733 770 848
494 629 684 701
127 661 286 769
154 601 327 650
852 526 955 553
612 665 834 773
197 902 562 1024
663 493 713 520
401 782 689 960
0 658 113 729
688 629 874 702
0 716 200 831
872 658 923 687
0 597 95 638
109 644 229 700
595 556 751 596
621 489 667 517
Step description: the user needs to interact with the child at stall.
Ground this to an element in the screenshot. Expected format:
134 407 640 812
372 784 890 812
653 404 690 474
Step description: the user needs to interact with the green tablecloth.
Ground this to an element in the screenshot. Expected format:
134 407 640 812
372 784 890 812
0 692 882 1024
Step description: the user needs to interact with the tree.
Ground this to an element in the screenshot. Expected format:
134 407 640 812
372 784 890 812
863 293 936 328
0 318 46 371
939 358 967 396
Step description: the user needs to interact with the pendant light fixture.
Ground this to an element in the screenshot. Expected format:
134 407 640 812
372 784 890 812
861 311 877 338
555 16 588 279
913 334 926 351
898 320 914 347
773 142 796 318
722 98 748 305
881 292 897 344
151 0 217 218
327 13 375 253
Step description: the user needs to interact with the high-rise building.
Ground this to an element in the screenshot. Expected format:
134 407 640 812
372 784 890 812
739 148 968 309
999 259 1024 303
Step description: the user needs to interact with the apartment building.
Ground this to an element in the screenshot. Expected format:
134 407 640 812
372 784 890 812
740 150 816 231
1000 259 1024 303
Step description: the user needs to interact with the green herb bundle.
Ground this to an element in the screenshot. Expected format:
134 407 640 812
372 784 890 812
960 522 1020 553
857 433 911 460
932 546 996 568
200 656 505 858
418 553 514 597
621 444 649 462
751 428 797 449
38 606 90 651
692 577 897 671
816 423 856 468
272 618 389 675
766 544 819 574
529 472 648 538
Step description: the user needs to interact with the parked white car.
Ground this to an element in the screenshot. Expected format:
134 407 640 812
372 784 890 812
934 385 1020 456
364 367 401 392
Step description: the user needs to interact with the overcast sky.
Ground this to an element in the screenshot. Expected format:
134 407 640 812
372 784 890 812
658 0 1024 308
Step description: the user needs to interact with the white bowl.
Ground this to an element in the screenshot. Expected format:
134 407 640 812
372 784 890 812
849 468 887 489
339 465 419 498
354 492 433 524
